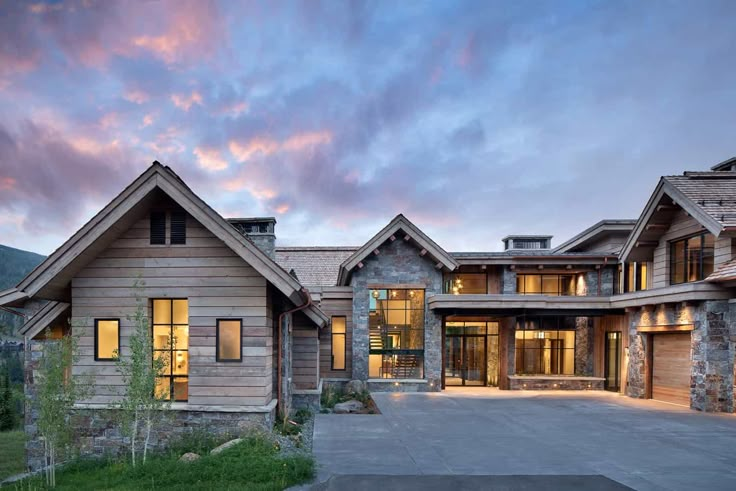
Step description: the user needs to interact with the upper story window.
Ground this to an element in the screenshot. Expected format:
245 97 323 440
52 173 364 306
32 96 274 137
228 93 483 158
443 273 487 294
516 274 576 296
94 319 120 361
150 209 187 245
624 262 648 292
670 233 714 284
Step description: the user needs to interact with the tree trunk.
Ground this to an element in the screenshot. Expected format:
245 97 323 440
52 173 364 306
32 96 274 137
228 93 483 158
143 416 152 464
131 413 139 467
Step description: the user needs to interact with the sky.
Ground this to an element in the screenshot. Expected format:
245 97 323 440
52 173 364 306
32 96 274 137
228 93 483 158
0 0 735 256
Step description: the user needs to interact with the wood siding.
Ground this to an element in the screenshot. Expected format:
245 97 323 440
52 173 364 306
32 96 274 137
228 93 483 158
292 311 319 389
317 287 353 379
652 332 691 406
72 210 273 408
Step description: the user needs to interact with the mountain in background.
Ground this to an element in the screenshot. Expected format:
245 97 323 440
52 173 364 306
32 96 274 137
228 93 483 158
0 245 46 338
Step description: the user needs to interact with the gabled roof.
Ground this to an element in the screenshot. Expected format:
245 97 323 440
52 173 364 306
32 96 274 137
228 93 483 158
18 301 70 339
336 214 459 286
553 220 636 254
276 247 359 287
3 162 327 327
621 171 736 263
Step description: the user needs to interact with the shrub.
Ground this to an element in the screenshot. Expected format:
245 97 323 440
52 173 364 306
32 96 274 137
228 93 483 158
0 367 16 431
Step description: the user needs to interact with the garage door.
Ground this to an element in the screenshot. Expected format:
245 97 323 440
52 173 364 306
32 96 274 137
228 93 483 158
652 333 691 406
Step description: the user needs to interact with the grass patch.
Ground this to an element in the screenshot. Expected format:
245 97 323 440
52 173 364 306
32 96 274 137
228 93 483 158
0 430 25 481
11 434 313 491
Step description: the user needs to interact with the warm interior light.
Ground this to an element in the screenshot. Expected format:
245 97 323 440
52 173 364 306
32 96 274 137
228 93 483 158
390 290 397 298
372 290 380 299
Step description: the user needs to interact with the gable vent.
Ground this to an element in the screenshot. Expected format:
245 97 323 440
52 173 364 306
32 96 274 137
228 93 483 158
150 211 166 245
170 210 187 245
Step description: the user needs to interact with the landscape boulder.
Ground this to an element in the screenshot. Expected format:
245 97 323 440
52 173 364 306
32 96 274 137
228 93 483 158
210 438 243 455
333 399 364 414
179 452 200 463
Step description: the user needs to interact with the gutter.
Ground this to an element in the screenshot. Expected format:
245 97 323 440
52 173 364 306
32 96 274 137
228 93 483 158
276 287 313 418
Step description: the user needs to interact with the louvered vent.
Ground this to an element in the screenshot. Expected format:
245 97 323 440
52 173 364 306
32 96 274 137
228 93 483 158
150 211 166 245
170 210 187 245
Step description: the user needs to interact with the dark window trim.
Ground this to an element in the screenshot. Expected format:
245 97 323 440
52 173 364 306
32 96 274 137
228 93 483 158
216 318 243 362
152 298 189 402
94 318 120 361
331 316 347 371
514 316 576 375
669 232 714 285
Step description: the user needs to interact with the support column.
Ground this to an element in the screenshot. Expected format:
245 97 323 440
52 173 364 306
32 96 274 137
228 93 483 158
691 301 734 412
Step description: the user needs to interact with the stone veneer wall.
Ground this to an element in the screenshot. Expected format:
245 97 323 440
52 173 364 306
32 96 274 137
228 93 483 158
24 340 275 472
626 301 736 413
350 238 442 391
575 317 594 376
508 377 604 390
502 268 517 294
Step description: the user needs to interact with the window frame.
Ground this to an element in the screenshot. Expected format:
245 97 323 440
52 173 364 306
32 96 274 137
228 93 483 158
331 316 347 371
514 317 576 375
216 318 243 363
94 318 120 361
669 232 715 285
152 298 189 402
515 274 576 296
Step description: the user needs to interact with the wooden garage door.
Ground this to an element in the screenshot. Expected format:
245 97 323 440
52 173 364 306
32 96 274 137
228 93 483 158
652 333 691 406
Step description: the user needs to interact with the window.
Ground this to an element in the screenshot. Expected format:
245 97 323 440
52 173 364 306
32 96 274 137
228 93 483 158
443 273 487 294
216 319 242 362
150 209 187 245
516 274 576 296
624 262 648 292
368 289 424 379
150 211 166 245
94 319 120 361
331 316 346 370
152 299 189 401
670 233 715 284
514 317 575 375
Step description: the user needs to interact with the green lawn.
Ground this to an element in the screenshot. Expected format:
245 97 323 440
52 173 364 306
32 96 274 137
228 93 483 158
0 430 26 482
11 434 313 491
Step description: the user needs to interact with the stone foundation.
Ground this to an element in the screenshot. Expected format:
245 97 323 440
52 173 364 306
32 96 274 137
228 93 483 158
366 379 433 392
26 406 275 472
508 376 604 390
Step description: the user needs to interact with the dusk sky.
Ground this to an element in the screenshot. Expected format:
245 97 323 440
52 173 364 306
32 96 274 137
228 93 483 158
1 0 735 256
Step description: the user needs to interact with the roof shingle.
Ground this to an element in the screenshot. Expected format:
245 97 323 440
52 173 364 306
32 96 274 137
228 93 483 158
275 247 359 287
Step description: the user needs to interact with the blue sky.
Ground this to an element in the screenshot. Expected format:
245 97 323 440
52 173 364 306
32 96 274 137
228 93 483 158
0 0 735 255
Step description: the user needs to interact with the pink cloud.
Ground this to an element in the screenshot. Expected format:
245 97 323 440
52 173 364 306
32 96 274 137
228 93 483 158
124 89 150 104
228 131 333 162
148 127 186 155
99 112 120 129
141 114 154 127
193 146 228 171
0 177 17 191
274 203 290 214
219 101 249 117
171 91 203 111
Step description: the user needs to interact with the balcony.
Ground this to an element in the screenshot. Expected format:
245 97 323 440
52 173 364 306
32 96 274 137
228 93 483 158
428 293 613 313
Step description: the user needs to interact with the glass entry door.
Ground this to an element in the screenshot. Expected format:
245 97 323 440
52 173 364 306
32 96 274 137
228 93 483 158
444 335 486 386
604 331 621 392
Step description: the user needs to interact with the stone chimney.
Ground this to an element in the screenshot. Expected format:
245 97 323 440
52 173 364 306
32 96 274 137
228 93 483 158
228 217 277 260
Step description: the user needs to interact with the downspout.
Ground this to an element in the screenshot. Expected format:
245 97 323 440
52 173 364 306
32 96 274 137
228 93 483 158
277 287 313 418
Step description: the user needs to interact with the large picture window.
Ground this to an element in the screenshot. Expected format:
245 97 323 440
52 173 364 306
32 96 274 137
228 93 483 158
368 289 424 379
514 317 575 375
516 274 576 296
152 299 189 401
443 273 487 294
331 316 346 370
670 233 714 284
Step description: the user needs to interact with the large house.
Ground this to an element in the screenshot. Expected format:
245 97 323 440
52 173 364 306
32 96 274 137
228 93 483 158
3 157 736 471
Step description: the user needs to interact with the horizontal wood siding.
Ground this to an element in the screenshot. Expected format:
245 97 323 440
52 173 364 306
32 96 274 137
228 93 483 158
292 311 319 389
651 210 706 288
72 211 272 407
318 287 353 379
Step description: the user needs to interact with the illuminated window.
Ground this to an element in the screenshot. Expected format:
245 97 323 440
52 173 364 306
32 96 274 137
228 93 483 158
443 273 487 294
516 275 576 296
625 262 649 292
331 316 346 370
94 319 120 361
152 299 189 401
216 319 242 362
670 233 714 284
514 317 576 375
368 289 424 379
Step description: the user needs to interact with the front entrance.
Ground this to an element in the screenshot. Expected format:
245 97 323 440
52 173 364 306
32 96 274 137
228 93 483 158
604 331 621 392
443 319 499 387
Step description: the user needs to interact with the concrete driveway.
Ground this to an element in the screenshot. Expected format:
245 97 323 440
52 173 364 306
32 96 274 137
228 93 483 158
312 389 736 490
